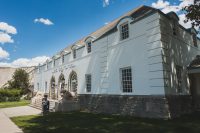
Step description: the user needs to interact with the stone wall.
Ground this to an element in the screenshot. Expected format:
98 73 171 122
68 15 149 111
78 95 170 119
166 95 193 118
78 94 195 119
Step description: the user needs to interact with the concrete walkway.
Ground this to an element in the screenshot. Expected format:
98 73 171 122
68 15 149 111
0 106 41 133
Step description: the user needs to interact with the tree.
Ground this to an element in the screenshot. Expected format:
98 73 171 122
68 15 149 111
183 0 200 28
8 68 30 94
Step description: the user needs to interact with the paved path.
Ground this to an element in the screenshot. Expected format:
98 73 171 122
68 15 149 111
0 106 41 133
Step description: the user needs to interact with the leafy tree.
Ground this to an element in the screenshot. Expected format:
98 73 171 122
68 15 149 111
183 0 200 28
8 68 30 94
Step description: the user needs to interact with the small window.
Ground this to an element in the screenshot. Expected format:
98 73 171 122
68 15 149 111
176 65 183 93
73 49 76 59
85 74 91 92
62 55 65 64
87 42 92 53
172 21 178 36
45 81 47 93
192 34 198 47
120 67 132 93
120 22 129 40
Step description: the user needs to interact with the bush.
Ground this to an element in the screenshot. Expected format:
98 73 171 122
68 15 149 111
0 89 21 102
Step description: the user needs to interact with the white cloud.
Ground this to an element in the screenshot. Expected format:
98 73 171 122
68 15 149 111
103 0 110 7
152 0 194 13
0 22 17 34
152 0 170 9
0 56 50 68
0 47 9 59
34 18 54 25
178 14 193 28
0 32 14 44
152 0 196 29
0 22 17 44
104 22 110 25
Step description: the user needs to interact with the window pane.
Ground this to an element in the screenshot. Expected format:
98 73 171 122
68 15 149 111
121 67 132 93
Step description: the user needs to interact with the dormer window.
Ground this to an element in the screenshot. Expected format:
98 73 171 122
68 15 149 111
192 34 198 47
62 55 65 64
172 21 178 36
120 22 129 40
73 49 76 59
87 42 92 53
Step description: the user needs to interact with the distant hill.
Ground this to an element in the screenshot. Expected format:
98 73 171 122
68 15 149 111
0 67 35 89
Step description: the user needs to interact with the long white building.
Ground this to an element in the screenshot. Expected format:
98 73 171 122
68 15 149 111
32 6 200 118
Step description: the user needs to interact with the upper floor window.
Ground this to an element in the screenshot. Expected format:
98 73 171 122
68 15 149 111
176 65 183 93
192 34 198 47
73 49 76 59
85 74 91 92
120 22 129 40
87 42 92 53
120 67 132 93
62 55 65 64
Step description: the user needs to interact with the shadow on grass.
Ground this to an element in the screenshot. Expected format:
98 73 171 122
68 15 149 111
11 111 200 133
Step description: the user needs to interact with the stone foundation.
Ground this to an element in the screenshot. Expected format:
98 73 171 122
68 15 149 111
165 95 193 118
78 95 170 119
31 93 195 119
78 94 194 119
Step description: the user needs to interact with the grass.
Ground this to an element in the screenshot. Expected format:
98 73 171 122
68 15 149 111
0 100 30 108
11 111 200 133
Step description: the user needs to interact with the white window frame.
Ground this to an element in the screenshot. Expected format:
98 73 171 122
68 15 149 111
85 74 92 92
120 66 133 93
120 22 129 40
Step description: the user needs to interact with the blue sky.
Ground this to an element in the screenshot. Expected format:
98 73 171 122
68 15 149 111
0 0 194 67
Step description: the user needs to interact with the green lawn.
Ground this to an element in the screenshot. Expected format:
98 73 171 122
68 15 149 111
11 111 200 133
0 100 30 108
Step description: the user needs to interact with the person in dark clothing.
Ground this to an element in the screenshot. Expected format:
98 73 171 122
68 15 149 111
42 95 49 115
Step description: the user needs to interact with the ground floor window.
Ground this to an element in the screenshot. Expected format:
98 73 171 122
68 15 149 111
120 67 132 93
85 74 91 92
176 65 183 93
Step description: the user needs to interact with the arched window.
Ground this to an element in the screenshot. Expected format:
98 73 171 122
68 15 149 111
50 76 56 99
68 71 78 93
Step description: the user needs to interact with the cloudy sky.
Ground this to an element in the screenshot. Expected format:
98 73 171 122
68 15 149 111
0 0 196 67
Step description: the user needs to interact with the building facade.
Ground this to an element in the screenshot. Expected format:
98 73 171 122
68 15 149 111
32 6 200 118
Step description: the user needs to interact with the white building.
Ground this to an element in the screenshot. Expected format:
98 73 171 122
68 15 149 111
32 6 200 118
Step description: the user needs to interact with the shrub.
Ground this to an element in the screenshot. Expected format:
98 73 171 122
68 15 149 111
0 89 21 102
